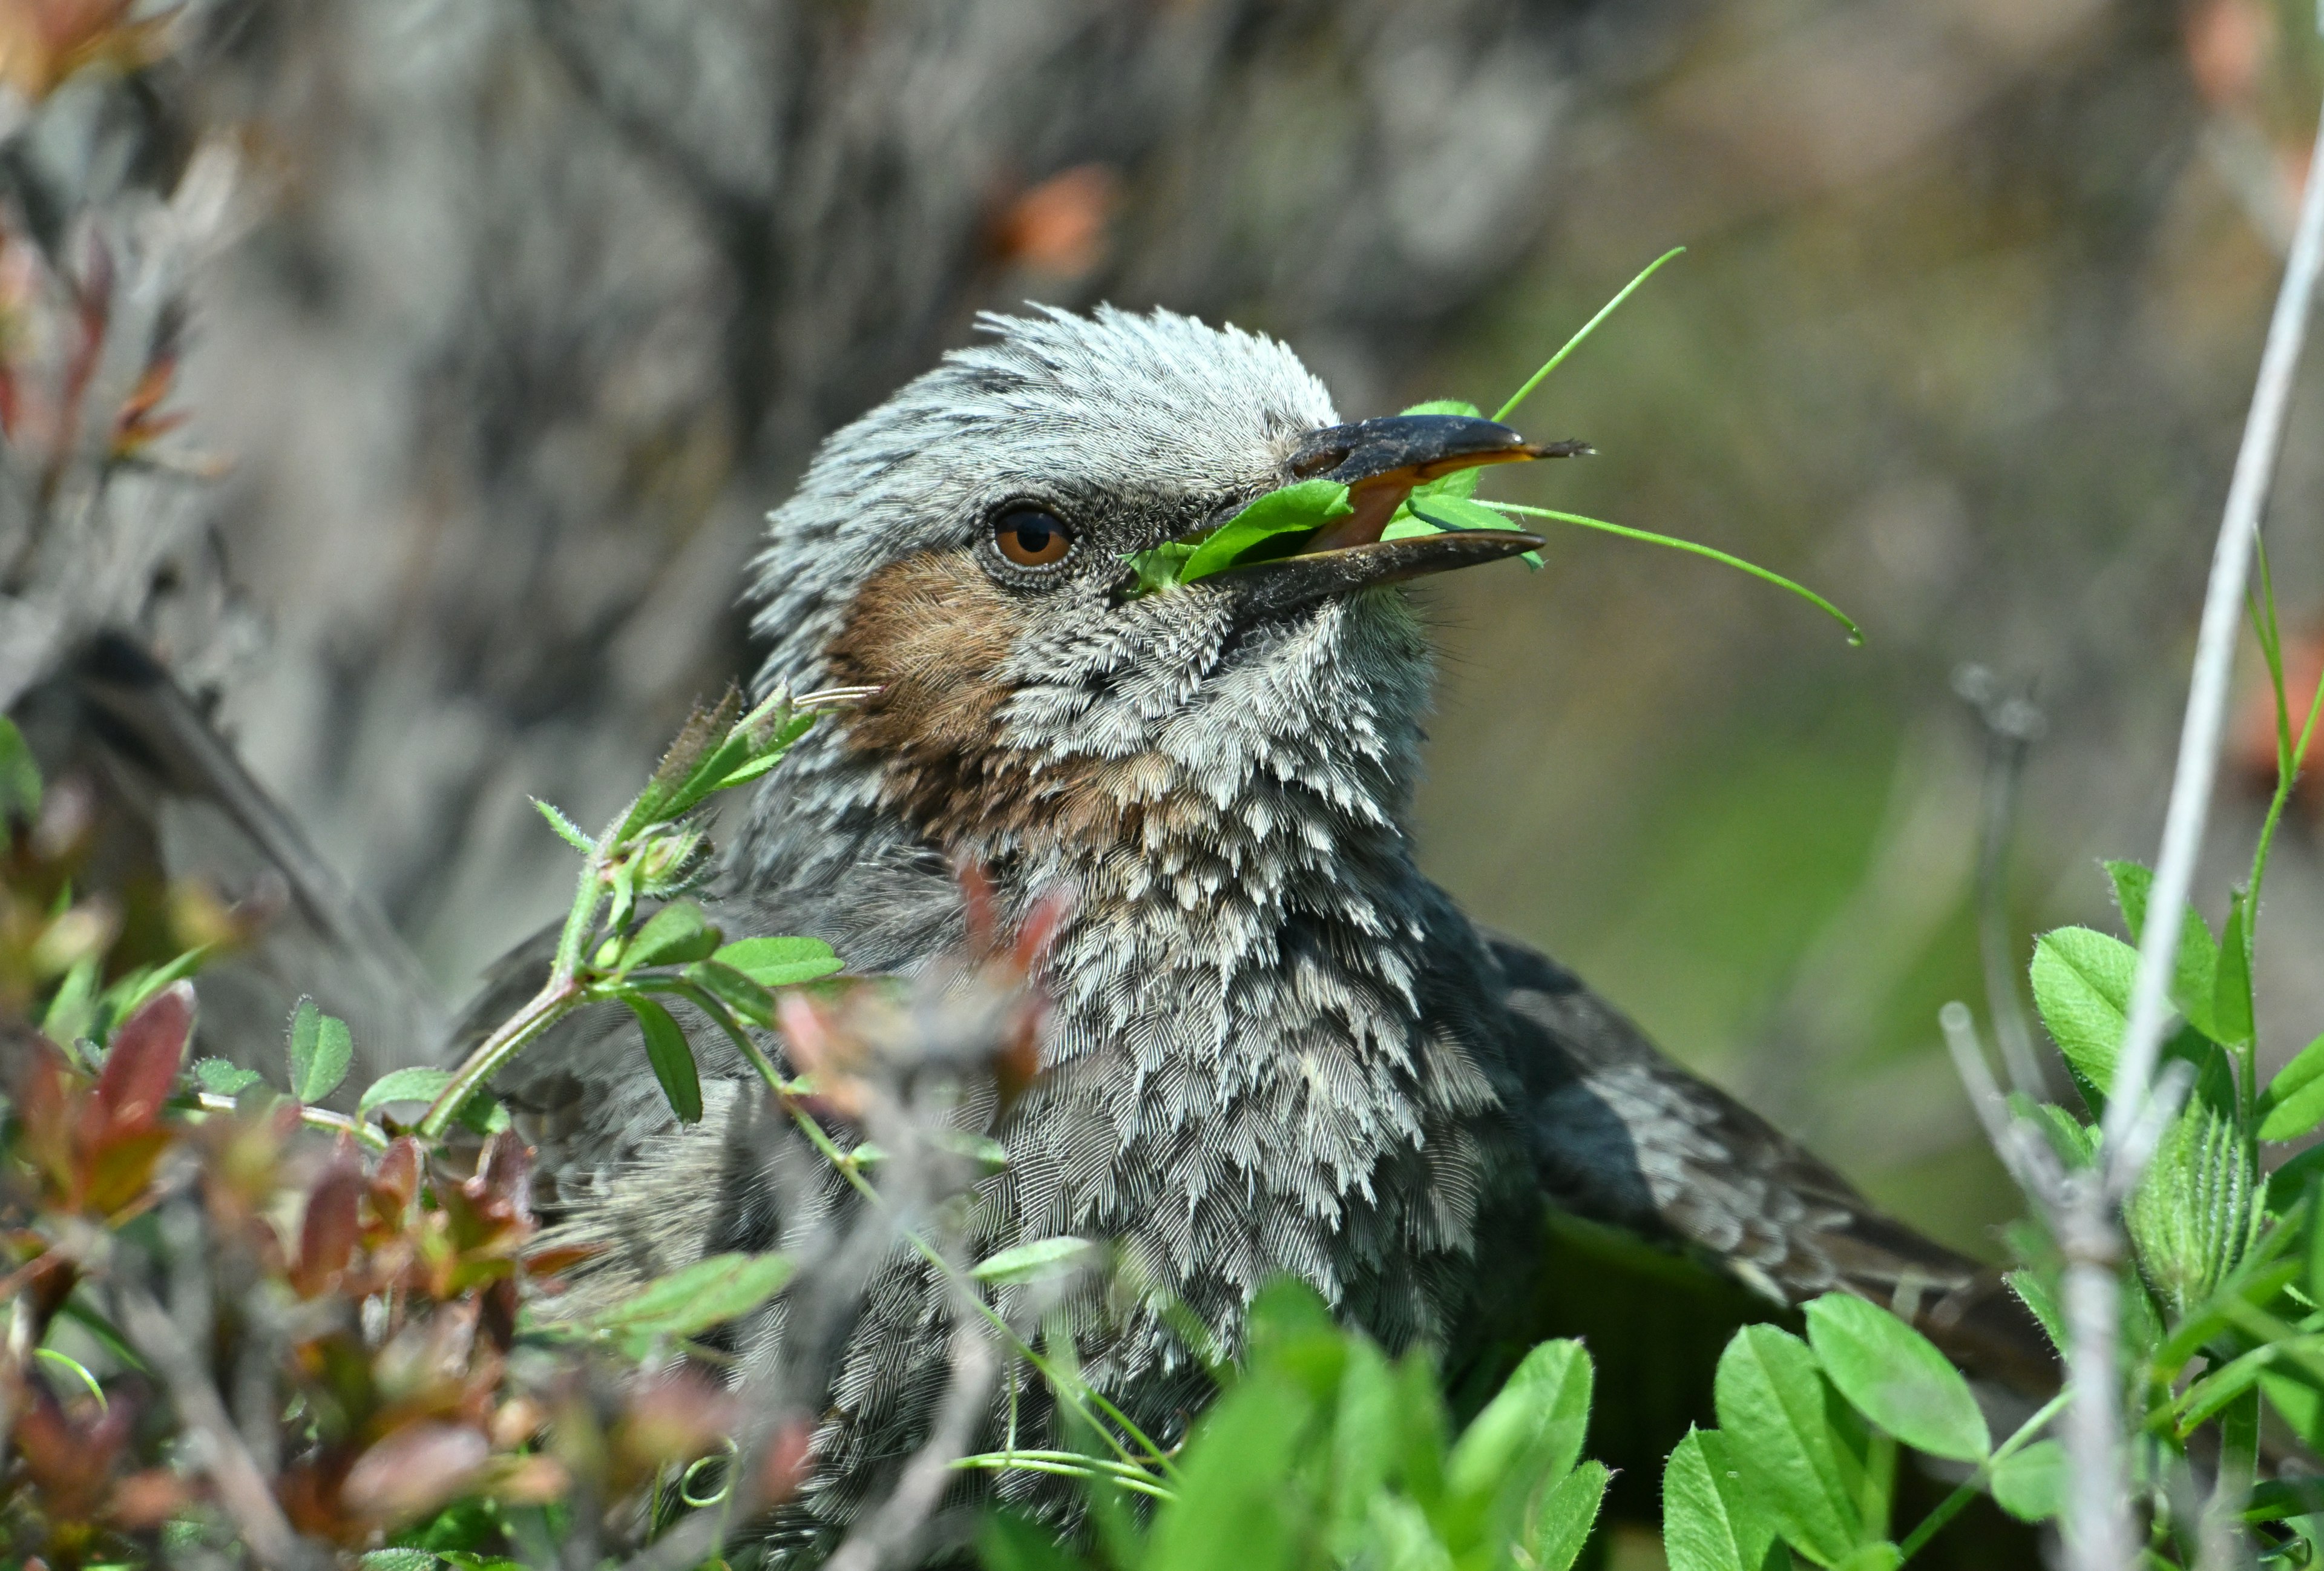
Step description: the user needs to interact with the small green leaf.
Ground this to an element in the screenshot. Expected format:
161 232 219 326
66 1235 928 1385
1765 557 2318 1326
1834 1547 1902 1571
2103 859 2225 1041
711 934 842 987
1123 539 1198 594
358 1067 455 1116
2004 1268 2066 1360
285 998 354 1103
619 900 723 974
1383 493 1519 542
1804 1294 1989 1463
970 1236 1099 1285
622 993 701 1124
1447 1337 1593 1501
1713 1325 1863 1566
1173 478 1354 584
684 959 778 1027
1328 1337 1399 1551
1400 398 1485 418
1529 1459 1610 1571
2216 889 2254 1049
0 717 41 823
359 1552 441 1571
2260 1035 2324 1141
34 1346 105 1408
532 798 593 852
2127 1039 2262 1316
192 1058 261 1095
1988 1440 2065 1523
582 1251 793 1342
2029 926 2139 1094
1662 1428 1778 1571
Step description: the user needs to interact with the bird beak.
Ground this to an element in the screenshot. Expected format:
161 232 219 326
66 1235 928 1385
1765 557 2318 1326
1206 413 1586 615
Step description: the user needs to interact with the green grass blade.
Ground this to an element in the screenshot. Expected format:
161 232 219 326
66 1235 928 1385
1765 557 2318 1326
1492 503 1863 645
1492 246 1687 424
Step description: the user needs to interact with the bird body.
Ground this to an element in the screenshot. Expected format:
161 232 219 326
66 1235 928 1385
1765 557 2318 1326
489 306 2038 1552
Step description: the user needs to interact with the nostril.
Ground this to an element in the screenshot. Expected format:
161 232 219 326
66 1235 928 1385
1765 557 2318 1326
1288 444 1347 478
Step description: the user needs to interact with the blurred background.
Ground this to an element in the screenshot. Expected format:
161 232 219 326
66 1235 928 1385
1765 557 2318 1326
5 0 2323 1421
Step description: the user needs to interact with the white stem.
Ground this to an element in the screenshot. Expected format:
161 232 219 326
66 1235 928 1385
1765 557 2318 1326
2064 91 2324 1571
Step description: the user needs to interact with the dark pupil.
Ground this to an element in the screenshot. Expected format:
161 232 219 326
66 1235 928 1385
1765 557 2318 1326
1010 516 1057 554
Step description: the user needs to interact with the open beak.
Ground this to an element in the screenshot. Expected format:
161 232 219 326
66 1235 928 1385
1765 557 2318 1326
1208 413 1587 615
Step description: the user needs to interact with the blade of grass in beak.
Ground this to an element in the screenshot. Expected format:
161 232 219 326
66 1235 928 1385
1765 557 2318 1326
1492 502 1864 646
1492 246 1687 424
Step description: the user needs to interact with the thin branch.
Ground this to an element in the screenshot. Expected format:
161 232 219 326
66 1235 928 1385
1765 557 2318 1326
115 1281 323 1571
2063 86 2324 1571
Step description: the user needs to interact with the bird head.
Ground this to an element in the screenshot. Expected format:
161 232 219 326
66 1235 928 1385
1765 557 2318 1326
746 306 1551 865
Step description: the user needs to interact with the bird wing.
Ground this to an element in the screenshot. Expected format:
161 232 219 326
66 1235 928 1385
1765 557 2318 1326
1480 927 2055 1389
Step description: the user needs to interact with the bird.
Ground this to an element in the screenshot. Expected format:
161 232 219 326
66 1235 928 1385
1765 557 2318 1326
471 304 2047 1553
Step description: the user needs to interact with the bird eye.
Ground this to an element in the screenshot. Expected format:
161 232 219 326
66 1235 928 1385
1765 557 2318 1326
992 507 1075 569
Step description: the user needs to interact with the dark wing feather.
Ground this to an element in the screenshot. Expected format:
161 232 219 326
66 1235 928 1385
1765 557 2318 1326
1482 929 2055 1391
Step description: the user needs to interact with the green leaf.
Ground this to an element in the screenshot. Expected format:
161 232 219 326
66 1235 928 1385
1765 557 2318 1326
1446 1337 1593 1503
2029 926 2139 1095
683 960 778 1027
2103 860 2225 1042
1382 492 1517 542
2216 889 2255 1049
1834 1547 1902 1571
1528 1459 1610 1571
1803 1295 1988 1463
619 900 722 974
581 1250 793 1343
1124 539 1198 595
2127 1041 2261 1316
1988 1440 2065 1523
1327 1337 1399 1552
192 1057 261 1095
0 717 41 823
622 993 701 1124
2004 1268 2066 1360
970 1236 1099 1286
285 998 354 1103
358 1067 455 1116
1174 478 1354 584
2260 1035 2324 1141
359 1552 441 1571
711 934 841 987
1400 398 1485 418
34 1345 105 1408
1713 1325 1864 1565
532 798 593 853
1141 1371 1316 1571
1663 1428 1779 1571
977 1512 1086 1571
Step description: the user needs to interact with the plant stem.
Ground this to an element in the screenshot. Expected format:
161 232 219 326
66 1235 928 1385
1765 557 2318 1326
1493 246 1686 423
771 1081 1179 1481
415 975 583 1140
192 1092 389 1153
1492 502 1862 644
2070 85 2324 1571
1896 1389 2071 1564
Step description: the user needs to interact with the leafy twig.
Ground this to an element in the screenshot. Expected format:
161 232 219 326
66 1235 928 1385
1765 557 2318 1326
2063 85 2324 1571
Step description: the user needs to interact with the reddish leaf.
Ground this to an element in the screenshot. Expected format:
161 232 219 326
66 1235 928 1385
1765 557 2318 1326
107 1467 191 1527
340 1421 489 1525
369 1137 421 1219
619 1371 738 1466
293 1159 363 1297
93 980 192 1134
759 1418 815 1506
